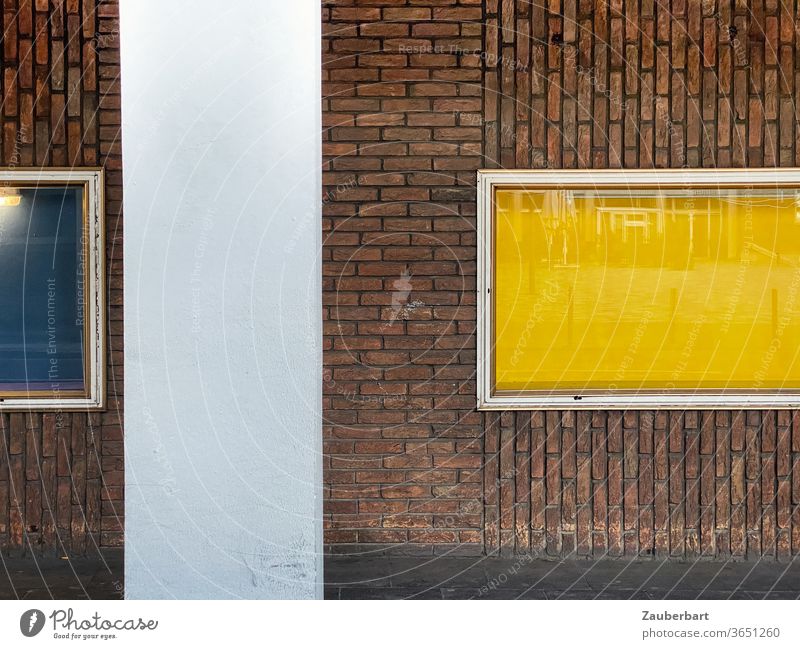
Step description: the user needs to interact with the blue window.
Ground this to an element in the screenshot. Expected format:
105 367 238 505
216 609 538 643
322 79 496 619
0 171 104 409
0 186 86 394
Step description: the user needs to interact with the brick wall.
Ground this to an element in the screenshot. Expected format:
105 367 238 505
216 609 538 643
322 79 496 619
323 0 800 559
0 0 122 556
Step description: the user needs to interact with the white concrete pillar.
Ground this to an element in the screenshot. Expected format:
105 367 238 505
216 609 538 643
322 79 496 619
120 0 322 598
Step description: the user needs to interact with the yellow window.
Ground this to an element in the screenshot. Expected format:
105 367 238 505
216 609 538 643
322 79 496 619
480 170 800 409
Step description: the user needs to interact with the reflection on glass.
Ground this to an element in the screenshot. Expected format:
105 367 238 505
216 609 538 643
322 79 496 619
494 188 800 392
0 186 85 394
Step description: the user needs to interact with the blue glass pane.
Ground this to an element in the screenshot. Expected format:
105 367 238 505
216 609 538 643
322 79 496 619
0 186 85 393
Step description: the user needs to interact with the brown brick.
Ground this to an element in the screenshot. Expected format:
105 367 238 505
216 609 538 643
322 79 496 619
0 1 122 556
321 0 800 561
383 8 432 21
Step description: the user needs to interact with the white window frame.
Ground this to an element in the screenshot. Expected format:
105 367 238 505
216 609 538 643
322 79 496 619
477 167 800 410
0 168 105 411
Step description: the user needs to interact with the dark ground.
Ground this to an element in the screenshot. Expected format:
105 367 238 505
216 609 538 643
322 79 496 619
2 551 799 599
0 550 123 599
325 554 800 600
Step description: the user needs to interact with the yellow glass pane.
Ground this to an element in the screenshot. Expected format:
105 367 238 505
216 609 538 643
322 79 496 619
494 188 800 392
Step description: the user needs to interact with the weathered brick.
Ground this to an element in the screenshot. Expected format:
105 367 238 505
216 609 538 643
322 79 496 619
0 1 122 556
321 0 800 560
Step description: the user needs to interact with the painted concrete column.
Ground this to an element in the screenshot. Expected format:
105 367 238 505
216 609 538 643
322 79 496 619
120 0 322 598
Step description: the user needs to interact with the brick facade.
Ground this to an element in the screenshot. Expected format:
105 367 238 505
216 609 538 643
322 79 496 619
0 0 122 556
323 0 800 559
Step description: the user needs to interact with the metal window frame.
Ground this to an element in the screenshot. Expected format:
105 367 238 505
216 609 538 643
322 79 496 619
477 167 800 410
0 168 105 411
